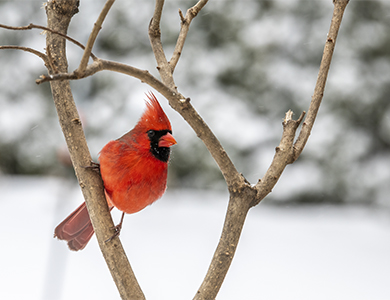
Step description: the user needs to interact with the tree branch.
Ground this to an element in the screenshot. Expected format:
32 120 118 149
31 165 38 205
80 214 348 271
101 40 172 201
254 111 304 202
170 0 209 72
148 0 176 90
147 0 243 188
193 187 254 300
44 1 145 299
293 0 349 160
147 4 252 296
195 1 349 297
253 0 349 205
0 23 96 60
0 45 49 66
76 0 115 76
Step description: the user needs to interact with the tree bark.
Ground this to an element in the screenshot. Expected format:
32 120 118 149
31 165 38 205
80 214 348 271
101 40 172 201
45 0 145 299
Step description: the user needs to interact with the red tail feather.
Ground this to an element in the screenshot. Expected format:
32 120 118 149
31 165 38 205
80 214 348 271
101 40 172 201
54 203 95 251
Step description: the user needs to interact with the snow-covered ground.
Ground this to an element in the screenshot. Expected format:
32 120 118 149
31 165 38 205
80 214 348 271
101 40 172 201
1 176 389 300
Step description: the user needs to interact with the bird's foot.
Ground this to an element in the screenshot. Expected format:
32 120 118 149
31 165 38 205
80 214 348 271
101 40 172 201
82 161 100 172
105 212 125 243
105 223 122 243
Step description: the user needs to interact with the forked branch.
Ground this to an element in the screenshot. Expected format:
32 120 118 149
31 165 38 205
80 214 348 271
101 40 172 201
147 0 245 191
195 1 350 299
253 0 350 204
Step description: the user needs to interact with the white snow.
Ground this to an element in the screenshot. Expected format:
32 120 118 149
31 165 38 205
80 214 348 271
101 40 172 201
0 176 389 300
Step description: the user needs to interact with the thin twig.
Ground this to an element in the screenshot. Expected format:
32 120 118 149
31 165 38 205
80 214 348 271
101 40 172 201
254 112 304 202
170 0 209 72
148 0 208 85
151 0 165 27
149 0 175 90
0 23 96 60
0 45 49 65
76 0 115 76
253 0 349 203
178 9 186 23
36 59 154 85
293 0 349 161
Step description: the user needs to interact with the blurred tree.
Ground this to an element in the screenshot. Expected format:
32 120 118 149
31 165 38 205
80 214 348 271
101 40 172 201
0 0 388 205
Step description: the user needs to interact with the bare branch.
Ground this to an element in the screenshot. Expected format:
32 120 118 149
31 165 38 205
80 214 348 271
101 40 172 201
149 0 176 90
193 111 302 300
254 112 303 203
170 0 209 71
252 0 349 205
147 0 241 187
44 0 145 299
36 58 158 85
151 0 165 27
76 0 115 76
0 45 49 65
0 23 96 59
193 187 254 300
178 9 186 23
148 0 209 84
196 1 349 296
293 0 349 160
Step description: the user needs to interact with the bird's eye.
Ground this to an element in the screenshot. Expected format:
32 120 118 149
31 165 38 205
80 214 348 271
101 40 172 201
147 130 156 138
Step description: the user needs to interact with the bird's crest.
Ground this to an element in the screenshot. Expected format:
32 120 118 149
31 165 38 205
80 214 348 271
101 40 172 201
137 92 172 131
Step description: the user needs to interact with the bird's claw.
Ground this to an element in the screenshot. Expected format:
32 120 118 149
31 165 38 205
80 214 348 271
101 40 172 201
82 161 100 172
105 223 122 243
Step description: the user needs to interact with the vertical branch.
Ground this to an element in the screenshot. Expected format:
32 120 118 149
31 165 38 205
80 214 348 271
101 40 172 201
193 190 254 300
293 0 349 159
45 1 145 299
149 0 209 86
195 1 350 299
149 0 176 90
255 111 304 202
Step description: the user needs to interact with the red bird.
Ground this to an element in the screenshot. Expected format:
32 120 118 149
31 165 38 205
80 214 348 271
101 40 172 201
54 93 177 251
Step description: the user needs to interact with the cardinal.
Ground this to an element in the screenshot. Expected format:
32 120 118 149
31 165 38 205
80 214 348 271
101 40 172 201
54 92 177 251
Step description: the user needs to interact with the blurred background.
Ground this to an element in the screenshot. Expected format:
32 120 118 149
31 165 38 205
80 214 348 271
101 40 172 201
1 0 390 205
1 0 390 299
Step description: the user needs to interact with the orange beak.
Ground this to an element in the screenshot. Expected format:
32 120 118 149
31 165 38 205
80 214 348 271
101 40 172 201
158 132 177 148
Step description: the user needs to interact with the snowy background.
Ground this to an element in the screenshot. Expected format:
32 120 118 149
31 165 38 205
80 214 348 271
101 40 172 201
1 0 390 299
1 176 390 300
